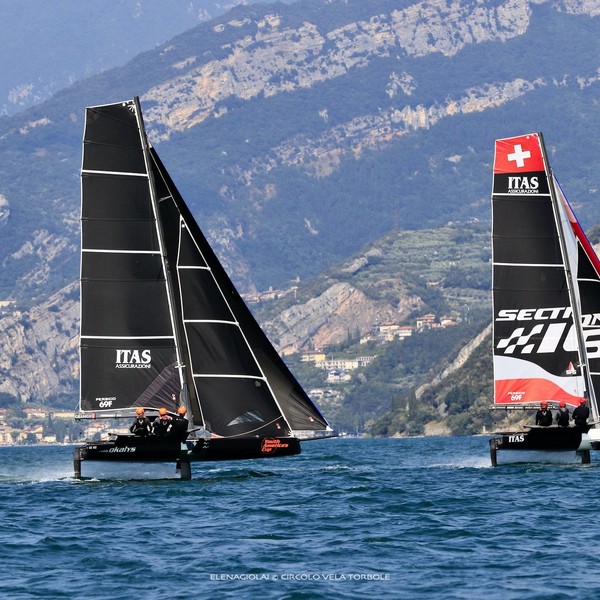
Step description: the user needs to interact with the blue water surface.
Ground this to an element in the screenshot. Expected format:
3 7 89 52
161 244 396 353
1 437 599 599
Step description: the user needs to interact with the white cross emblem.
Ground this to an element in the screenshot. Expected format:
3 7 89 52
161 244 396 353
507 144 531 168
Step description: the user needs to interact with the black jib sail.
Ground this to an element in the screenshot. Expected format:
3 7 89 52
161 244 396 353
79 98 331 443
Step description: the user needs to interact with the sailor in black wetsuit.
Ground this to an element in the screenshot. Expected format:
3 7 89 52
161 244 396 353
556 401 570 427
130 407 152 436
572 398 590 429
169 406 189 441
535 401 553 426
152 407 172 436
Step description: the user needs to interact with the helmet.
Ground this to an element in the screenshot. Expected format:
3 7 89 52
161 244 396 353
177 406 187 415
159 407 167 416
135 407 144 415
559 401 566 408
541 401 548 407
580 398 587 404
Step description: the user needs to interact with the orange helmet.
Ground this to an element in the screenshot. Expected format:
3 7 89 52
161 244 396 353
177 406 187 415
135 407 144 415
159 407 167 416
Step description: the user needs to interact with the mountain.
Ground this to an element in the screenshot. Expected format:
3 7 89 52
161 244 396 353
1 0 600 306
0 0 290 116
1 0 600 429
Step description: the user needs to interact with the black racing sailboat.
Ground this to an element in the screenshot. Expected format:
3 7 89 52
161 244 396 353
74 98 333 479
489 133 600 465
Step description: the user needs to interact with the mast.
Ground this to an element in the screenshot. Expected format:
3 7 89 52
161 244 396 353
541 134 598 423
132 97 194 424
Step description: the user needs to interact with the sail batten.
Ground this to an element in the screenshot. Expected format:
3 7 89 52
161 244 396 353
494 262 564 267
193 374 267 380
82 170 148 177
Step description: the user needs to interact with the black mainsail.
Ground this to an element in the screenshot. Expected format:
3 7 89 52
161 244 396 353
489 132 600 465
76 98 331 477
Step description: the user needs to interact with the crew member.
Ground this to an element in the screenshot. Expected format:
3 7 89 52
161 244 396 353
572 398 590 429
169 406 189 441
153 407 172 436
556 401 570 427
535 401 553 427
130 407 152 436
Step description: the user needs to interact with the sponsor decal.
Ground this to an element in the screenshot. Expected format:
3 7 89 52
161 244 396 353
508 434 525 443
100 447 137 454
495 307 600 358
495 378 584 406
565 362 577 375
115 349 151 369
261 438 289 454
507 175 539 194
96 397 116 408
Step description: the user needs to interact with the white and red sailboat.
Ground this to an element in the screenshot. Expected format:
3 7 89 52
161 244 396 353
489 133 600 465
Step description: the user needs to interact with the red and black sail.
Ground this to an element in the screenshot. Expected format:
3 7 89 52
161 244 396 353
492 133 593 409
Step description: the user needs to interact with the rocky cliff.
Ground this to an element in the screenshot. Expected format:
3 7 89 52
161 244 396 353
0 284 78 404
1 0 599 419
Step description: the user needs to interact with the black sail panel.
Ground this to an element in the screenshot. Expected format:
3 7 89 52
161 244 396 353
194 378 287 437
83 102 146 174
150 148 330 434
79 100 180 413
186 323 263 377
80 340 180 411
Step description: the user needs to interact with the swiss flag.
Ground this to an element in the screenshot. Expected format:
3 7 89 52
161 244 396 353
494 133 545 174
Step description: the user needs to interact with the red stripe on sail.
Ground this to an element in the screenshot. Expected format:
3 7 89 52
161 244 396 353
495 378 584 407
494 134 545 174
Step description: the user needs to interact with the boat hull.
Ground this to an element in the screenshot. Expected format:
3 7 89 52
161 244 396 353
74 434 302 479
489 426 592 466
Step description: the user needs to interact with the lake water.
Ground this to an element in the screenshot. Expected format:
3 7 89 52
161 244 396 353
1 436 599 599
